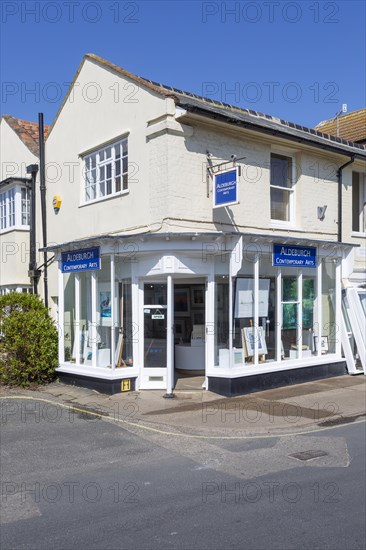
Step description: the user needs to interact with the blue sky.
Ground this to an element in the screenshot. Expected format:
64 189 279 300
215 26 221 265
1 0 365 128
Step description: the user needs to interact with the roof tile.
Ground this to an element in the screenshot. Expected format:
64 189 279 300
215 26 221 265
2 115 50 156
315 109 366 144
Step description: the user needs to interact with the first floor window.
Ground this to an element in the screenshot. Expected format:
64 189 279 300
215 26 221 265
0 192 6 230
0 185 29 231
8 188 15 227
84 138 128 203
270 153 295 222
21 187 30 225
0 189 16 230
352 172 366 233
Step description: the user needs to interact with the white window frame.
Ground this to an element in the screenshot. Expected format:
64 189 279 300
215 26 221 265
0 185 29 234
21 187 30 226
83 138 129 204
8 188 15 227
0 191 6 230
352 171 366 236
0 286 31 295
270 152 296 226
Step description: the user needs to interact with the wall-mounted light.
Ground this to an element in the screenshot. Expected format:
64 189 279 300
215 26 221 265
317 205 327 220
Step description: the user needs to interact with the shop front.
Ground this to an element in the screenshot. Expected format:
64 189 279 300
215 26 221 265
54 233 349 396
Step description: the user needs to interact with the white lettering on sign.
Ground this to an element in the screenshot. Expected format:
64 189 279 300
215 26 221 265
280 247 311 257
63 260 98 272
66 251 95 262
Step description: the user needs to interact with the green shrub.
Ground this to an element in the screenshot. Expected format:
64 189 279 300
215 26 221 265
0 293 58 386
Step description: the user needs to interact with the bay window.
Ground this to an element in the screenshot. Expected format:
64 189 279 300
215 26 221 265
0 186 29 232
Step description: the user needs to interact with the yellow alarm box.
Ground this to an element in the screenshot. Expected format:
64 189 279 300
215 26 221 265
52 195 62 212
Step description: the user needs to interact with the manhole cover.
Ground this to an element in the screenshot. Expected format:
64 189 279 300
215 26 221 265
289 450 328 461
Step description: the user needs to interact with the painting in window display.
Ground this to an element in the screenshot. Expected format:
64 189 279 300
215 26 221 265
282 302 298 330
174 287 190 316
242 326 268 357
302 279 315 330
100 291 111 318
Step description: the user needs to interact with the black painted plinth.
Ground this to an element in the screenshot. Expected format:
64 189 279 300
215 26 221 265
208 361 347 397
58 372 136 395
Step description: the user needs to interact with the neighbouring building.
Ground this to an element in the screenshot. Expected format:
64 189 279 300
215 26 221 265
315 108 366 146
315 108 366 286
0 115 49 296
3 55 366 395
315 109 366 373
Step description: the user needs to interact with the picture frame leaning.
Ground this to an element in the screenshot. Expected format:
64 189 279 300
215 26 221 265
313 335 329 354
242 326 268 357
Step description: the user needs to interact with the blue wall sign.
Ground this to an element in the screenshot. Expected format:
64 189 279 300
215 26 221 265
214 169 238 208
273 244 317 268
61 247 101 273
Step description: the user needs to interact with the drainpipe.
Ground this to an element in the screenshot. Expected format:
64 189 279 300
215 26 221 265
38 113 48 308
337 155 355 242
26 164 40 294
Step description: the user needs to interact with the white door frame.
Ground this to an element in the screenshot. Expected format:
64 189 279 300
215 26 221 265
139 278 169 390
138 274 210 391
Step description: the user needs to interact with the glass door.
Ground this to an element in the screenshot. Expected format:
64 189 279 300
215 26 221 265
142 283 168 388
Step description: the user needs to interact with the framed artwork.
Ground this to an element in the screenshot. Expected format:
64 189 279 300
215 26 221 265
99 283 112 326
282 303 298 330
302 299 314 330
302 279 314 330
242 327 268 357
233 349 243 366
84 348 93 365
234 278 270 318
174 288 190 316
191 287 205 307
314 335 329 354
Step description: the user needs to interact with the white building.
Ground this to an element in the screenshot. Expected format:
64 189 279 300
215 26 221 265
0 115 48 295
5 54 366 395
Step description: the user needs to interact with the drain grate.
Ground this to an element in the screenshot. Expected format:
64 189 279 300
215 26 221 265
289 450 328 461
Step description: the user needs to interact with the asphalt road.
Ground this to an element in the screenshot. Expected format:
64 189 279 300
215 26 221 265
1 397 365 550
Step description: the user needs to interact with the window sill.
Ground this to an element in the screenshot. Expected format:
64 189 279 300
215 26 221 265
270 221 300 231
351 231 366 238
79 189 129 208
0 225 30 235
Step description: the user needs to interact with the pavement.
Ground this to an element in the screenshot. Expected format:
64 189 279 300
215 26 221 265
1 374 365 438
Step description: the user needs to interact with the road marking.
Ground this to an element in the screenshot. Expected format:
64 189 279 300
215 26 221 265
1 395 365 441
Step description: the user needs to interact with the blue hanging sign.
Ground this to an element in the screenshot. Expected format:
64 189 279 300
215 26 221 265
273 244 317 268
61 247 101 273
214 168 239 208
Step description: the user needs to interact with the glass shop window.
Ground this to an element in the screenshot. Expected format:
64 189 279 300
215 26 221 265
320 260 337 355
